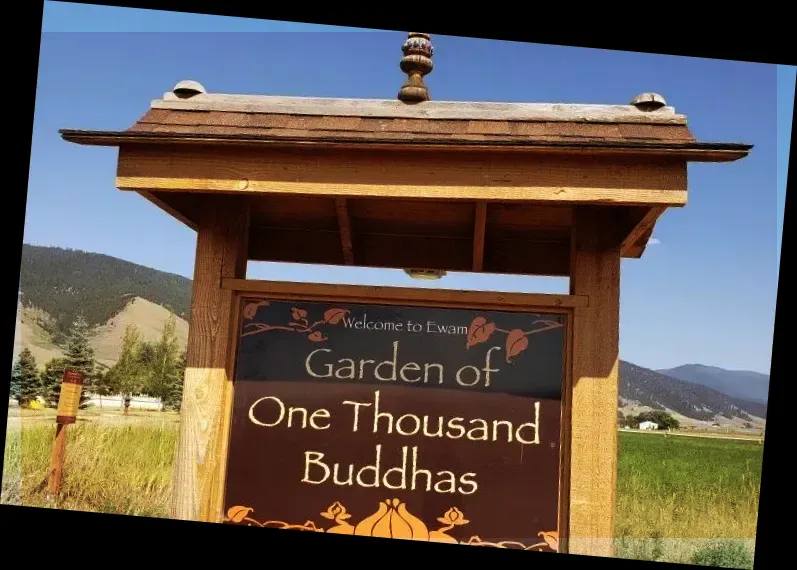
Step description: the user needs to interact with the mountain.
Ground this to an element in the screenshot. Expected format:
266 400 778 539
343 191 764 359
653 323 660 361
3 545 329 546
16 298 189 370
656 364 769 404
620 361 767 423
14 244 765 426
19 244 191 344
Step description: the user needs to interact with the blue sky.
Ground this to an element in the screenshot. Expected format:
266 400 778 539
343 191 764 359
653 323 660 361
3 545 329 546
27 2 792 374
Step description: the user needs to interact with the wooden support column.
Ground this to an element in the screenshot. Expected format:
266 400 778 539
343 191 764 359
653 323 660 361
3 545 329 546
171 194 250 523
568 206 621 557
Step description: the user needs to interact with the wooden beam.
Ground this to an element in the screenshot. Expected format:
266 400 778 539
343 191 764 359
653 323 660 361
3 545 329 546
248 227 570 277
347 198 474 238
334 198 355 265
65 130 753 163
221 278 589 310
567 206 621 557
624 228 655 258
171 195 249 523
472 202 487 272
117 145 688 207
620 206 666 258
483 238 570 277
137 190 199 231
355 233 473 272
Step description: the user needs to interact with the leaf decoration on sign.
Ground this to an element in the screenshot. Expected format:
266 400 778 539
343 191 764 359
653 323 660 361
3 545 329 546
505 329 529 363
227 506 254 524
538 531 559 551
465 314 564 365
308 331 327 342
241 303 351 341
324 308 350 325
243 301 269 320
466 317 496 349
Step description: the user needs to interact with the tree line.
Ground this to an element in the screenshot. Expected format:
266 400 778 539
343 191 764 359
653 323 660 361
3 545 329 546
618 410 680 430
10 314 186 412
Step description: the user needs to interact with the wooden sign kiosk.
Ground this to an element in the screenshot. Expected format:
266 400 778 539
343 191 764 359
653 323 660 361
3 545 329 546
60 33 750 558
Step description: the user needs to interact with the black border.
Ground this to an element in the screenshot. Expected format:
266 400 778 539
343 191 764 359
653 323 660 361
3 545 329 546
4 1 791 568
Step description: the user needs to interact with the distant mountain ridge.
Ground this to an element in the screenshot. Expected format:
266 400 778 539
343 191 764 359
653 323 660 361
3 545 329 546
621 361 766 422
657 364 769 404
16 244 766 424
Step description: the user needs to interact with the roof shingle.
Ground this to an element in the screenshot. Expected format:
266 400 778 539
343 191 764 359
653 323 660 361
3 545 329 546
128 107 697 146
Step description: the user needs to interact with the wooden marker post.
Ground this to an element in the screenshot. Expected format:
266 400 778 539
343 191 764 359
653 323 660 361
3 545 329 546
47 369 84 496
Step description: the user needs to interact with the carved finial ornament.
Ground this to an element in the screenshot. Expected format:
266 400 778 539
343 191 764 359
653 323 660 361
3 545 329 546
398 33 433 103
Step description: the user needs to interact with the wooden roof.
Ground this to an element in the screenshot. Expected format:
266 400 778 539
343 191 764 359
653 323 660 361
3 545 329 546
60 88 752 278
64 92 749 159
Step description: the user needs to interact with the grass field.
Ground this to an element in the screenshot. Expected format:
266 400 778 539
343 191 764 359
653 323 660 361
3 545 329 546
2 409 761 567
615 431 760 566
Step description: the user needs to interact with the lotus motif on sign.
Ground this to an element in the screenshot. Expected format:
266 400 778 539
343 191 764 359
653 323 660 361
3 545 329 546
225 500 558 552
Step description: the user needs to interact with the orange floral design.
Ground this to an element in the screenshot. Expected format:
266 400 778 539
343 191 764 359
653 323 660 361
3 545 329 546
465 315 564 363
240 302 350 342
225 500 558 553
437 507 469 526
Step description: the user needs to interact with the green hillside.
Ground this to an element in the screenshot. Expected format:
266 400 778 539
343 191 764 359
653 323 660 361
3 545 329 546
19 244 191 344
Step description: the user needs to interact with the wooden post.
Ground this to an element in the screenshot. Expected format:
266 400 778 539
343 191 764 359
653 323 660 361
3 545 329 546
567 206 621 557
47 369 85 497
47 424 68 496
171 194 250 523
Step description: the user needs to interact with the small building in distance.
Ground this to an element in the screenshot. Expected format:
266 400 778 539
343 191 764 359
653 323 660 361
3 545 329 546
639 421 659 431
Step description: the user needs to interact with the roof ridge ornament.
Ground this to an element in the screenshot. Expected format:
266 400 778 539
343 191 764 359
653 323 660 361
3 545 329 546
631 92 667 112
398 33 433 104
172 80 206 99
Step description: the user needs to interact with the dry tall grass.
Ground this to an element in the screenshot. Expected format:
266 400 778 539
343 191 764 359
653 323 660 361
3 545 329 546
2 411 177 517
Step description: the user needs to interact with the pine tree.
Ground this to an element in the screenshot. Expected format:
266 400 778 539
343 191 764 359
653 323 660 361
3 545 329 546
40 357 68 407
64 314 96 408
11 348 40 406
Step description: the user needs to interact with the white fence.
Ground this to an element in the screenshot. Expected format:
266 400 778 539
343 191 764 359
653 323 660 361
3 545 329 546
85 394 163 411
9 394 164 410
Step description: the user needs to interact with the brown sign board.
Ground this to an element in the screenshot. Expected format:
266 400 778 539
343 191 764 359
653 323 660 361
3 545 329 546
224 296 568 553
